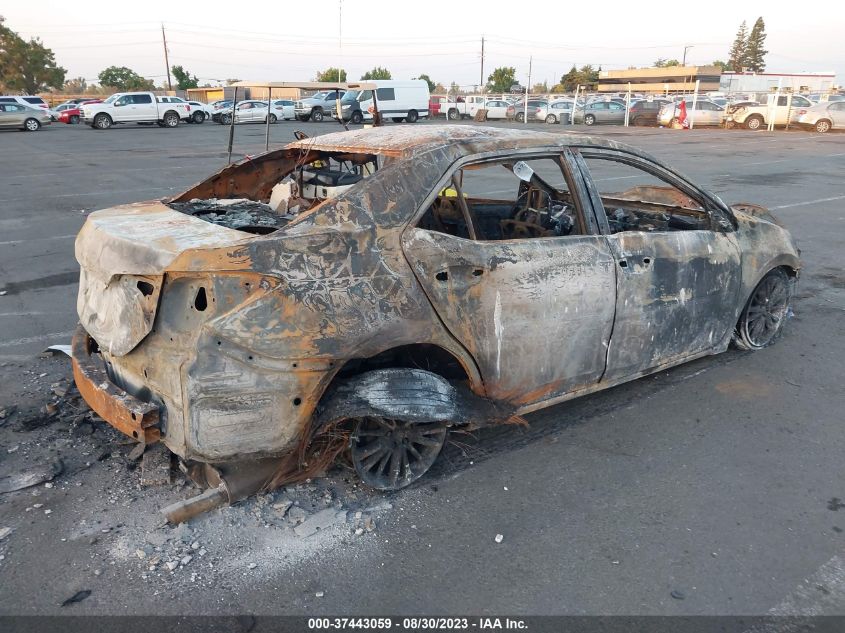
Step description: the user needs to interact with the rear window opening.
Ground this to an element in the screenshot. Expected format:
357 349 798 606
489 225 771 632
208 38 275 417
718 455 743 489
167 151 379 234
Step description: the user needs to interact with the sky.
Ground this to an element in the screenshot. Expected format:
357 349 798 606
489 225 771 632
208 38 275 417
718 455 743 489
3 1 844 89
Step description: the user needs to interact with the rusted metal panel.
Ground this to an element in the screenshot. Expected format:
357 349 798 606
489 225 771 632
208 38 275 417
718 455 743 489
71 325 160 444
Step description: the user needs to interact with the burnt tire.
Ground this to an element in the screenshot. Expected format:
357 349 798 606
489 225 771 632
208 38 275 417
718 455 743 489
815 119 832 133
351 417 448 491
93 113 112 129
311 109 324 122
745 115 764 130
733 268 792 351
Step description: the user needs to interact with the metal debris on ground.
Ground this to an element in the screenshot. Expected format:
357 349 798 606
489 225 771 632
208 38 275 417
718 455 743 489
0 459 63 494
168 198 292 231
60 589 91 607
140 443 172 487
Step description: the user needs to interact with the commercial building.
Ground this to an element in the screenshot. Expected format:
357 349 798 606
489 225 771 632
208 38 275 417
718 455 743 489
719 71 837 94
597 66 721 94
185 86 301 103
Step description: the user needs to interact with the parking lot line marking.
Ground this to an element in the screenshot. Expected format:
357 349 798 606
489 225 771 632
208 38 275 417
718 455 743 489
0 234 76 247
2 186 175 204
771 195 845 210
0 331 75 348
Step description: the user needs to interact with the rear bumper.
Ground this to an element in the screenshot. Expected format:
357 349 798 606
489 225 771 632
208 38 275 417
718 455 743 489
71 324 161 444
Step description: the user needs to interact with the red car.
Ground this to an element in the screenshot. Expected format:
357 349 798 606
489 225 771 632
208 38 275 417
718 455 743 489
56 106 82 124
429 95 444 117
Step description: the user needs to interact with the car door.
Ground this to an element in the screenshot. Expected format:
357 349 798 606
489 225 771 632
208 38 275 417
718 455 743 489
606 101 625 123
573 149 742 381
829 102 845 128
132 94 157 120
402 151 617 406
0 104 18 127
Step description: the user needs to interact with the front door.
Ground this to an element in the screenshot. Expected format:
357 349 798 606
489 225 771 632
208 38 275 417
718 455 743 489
403 152 617 406
575 150 742 382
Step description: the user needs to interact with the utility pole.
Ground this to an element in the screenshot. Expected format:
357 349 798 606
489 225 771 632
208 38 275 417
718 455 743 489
480 36 485 93
682 45 693 67
338 0 343 82
161 24 172 91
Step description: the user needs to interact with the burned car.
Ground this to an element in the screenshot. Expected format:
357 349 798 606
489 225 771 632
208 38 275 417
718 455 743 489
72 125 799 509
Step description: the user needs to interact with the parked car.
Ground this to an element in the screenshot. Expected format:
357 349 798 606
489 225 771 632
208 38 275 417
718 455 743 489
657 99 725 127
507 99 549 122
70 125 799 506
210 100 232 112
796 101 845 133
627 98 672 126
54 103 82 124
295 90 346 122
336 81 430 124
574 100 626 125
81 92 191 129
214 100 286 125
271 99 296 120
0 95 49 111
0 102 52 131
184 101 213 123
479 99 511 120
536 100 573 124
724 94 814 130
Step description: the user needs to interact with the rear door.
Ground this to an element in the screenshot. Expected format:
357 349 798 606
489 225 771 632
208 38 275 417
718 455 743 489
829 102 845 128
402 151 617 406
574 149 742 381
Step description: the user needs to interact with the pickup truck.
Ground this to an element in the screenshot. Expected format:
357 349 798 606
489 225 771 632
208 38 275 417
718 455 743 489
294 91 345 122
81 92 191 129
724 93 814 130
431 95 487 120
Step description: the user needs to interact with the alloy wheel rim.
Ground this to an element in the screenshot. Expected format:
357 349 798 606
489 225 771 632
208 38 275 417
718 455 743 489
743 275 790 347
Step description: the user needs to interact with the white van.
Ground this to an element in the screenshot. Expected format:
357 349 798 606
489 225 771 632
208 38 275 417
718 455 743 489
336 80 430 124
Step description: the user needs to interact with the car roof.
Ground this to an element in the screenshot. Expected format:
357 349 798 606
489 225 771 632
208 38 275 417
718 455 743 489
287 124 623 159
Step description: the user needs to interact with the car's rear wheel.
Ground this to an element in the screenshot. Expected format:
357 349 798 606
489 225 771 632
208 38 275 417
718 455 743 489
192 111 205 123
733 268 792 350
545 114 556 124
516 112 525 122
745 115 764 130
391 117 404 123
23 118 41 132
406 109 419 123
93 113 111 129
584 114 596 125
447 108 459 121
311 109 324 122
351 417 448 490
267 114 277 123
163 111 179 127
815 119 832 133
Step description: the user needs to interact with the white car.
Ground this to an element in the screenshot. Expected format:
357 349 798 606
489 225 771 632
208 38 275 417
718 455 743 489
536 100 573 124
481 99 510 120
82 92 191 129
185 101 213 123
157 96 194 122
0 95 49 111
216 100 284 124
271 99 295 120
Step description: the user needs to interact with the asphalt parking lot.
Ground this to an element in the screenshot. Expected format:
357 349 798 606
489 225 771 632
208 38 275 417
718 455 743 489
0 118 844 618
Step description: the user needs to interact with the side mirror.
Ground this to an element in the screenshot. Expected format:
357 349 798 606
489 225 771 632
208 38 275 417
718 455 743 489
512 161 534 183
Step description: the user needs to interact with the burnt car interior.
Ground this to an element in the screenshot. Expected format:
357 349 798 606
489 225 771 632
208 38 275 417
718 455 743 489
583 156 712 234
168 149 380 234
417 157 587 241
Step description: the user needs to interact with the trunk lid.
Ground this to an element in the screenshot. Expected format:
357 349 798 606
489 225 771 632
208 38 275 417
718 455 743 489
76 201 249 356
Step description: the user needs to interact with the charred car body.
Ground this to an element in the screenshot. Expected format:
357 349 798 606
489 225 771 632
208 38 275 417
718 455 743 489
72 126 799 506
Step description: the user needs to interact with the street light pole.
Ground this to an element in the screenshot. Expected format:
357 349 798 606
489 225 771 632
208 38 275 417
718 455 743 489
682 45 693 66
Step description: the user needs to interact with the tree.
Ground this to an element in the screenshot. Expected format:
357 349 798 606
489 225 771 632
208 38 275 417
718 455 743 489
487 66 516 93
361 66 392 80
433 82 446 93
225 78 242 85
743 17 768 72
63 76 87 93
314 67 346 82
559 65 599 91
171 65 198 90
416 73 435 93
532 81 549 94
449 81 461 95
711 60 729 72
98 66 153 91
727 20 748 71
0 17 65 93
653 58 680 68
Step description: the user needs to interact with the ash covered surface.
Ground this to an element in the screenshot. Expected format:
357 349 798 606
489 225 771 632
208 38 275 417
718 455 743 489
168 198 293 233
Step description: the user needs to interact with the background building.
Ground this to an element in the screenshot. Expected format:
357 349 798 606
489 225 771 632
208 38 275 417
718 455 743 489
719 71 837 93
597 66 721 94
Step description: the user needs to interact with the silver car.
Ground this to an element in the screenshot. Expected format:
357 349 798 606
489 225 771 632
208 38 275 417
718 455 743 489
574 100 626 125
797 101 845 133
0 103 52 131
657 99 725 127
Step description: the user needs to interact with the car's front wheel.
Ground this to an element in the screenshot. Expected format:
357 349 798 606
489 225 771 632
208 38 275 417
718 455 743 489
23 118 41 132
350 111 363 124
350 417 448 490
311 109 324 122
69 115 80 124
447 108 459 121
545 114 557 124
515 112 525 122
406 109 419 123
220 113 233 125
192 111 205 123
93 113 112 129
745 115 764 130
733 268 792 350
584 114 596 125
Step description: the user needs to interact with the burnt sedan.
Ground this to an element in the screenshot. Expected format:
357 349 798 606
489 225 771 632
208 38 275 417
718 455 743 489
72 126 799 509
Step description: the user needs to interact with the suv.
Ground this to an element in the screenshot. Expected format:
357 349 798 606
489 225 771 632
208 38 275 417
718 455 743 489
0 95 49 110
627 98 672 126
294 91 345 122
